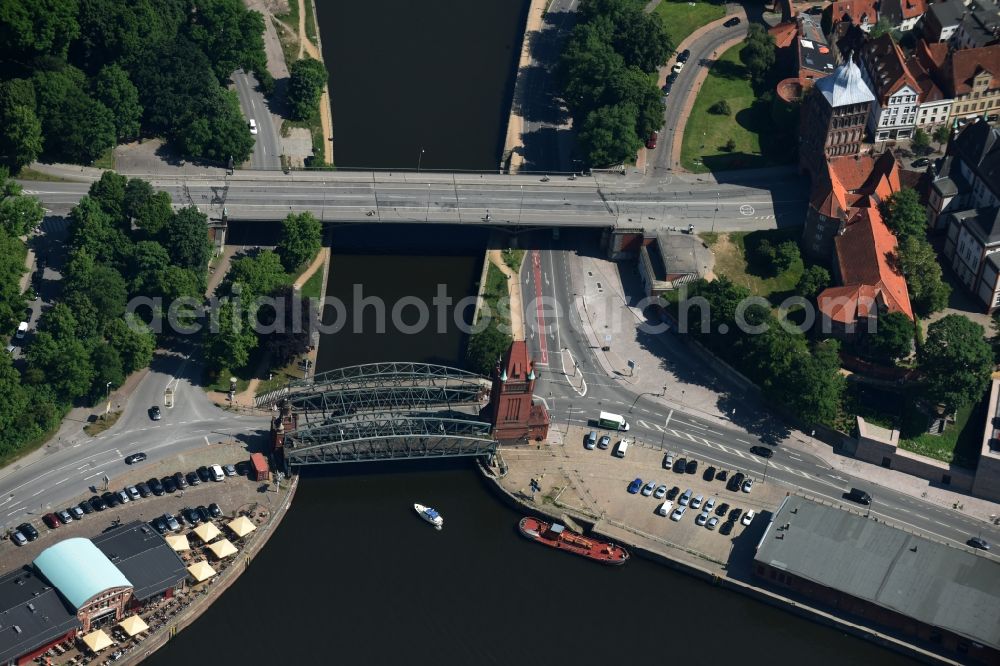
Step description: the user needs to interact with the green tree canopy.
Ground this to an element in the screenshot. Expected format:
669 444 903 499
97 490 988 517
0 104 43 171
895 235 950 316
795 265 830 300
0 192 43 237
932 125 951 148
277 212 322 272
868 310 914 363
206 300 258 371
466 323 512 375
184 0 266 82
880 188 926 240
88 343 123 404
32 66 115 164
0 0 80 61
739 24 776 87
104 315 154 374
93 63 141 140
161 206 211 274
919 314 993 411
222 250 286 299
578 103 642 167
288 57 328 121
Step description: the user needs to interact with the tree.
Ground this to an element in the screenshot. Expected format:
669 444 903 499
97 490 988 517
162 206 211 274
26 331 94 399
104 316 155 374
277 212 322 272
466 323 512 375
0 0 80 61
796 265 830 299
206 300 257 371
261 286 310 366
868 311 913 363
739 24 776 87
880 188 927 239
895 235 950 315
222 250 286 298
773 240 801 273
0 193 43 237
288 57 328 121
709 100 731 115
93 64 142 141
579 103 642 167
184 0 267 82
124 178 174 235
88 170 128 223
783 339 845 424
0 231 27 332
919 314 993 411
911 127 931 155
868 18 893 39
0 105 43 171
932 125 951 149
64 250 128 324
723 138 737 152
88 344 124 404
173 87 254 163
127 240 171 296
32 68 116 164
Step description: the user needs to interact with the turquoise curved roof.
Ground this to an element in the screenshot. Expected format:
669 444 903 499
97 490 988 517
33 538 132 609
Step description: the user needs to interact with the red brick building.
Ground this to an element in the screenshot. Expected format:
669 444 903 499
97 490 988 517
488 341 549 443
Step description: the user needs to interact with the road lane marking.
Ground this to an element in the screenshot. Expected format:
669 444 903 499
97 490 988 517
665 409 673 428
83 470 105 481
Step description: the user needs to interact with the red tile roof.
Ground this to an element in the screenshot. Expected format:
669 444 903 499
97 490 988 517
916 38 948 70
831 0 878 26
906 54 946 103
900 0 927 20
947 44 1000 96
770 21 799 49
819 207 913 324
862 34 920 106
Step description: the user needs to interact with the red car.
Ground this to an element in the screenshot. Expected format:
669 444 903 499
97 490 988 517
42 513 61 529
646 131 658 149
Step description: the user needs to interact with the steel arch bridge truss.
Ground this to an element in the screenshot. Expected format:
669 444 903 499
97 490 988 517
290 385 484 421
284 415 496 465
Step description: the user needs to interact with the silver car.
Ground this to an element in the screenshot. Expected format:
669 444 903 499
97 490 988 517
653 484 668 499
641 481 657 496
696 511 710 526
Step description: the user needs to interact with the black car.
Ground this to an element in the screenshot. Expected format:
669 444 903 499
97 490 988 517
685 459 698 474
186 471 200 486
719 520 734 535
135 482 151 498
677 48 691 63
703 465 716 481
968 536 991 551
666 486 680 501
728 472 746 492
102 491 120 508
79 500 94 515
149 406 161 421
174 472 188 489
208 503 223 518
148 477 164 496
196 505 212 523
673 457 687 473
89 495 107 512
724 16 741 27
667 72 678 84
716 469 729 481
846 487 872 505
196 466 212 483
17 523 39 541
182 507 201 525
729 507 742 522
162 476 178 493
124 452 148 465
911 157 930 168
151 517 168 534
716 502 730 516
750 446 773 458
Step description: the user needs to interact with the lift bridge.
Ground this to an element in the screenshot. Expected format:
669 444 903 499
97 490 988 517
255 362 496 466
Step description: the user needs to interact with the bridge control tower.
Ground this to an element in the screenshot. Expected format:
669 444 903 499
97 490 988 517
488 341 549 443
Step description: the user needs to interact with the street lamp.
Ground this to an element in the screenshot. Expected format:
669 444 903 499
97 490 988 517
629 385 666 412
417 147 425 172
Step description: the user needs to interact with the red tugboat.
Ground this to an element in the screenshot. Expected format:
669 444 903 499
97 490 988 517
518 517 629 565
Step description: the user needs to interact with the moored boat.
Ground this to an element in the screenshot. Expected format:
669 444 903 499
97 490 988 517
414 503 443 529
518 517 629 565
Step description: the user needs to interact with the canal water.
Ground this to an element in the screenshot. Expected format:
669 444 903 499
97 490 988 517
315 0 528 170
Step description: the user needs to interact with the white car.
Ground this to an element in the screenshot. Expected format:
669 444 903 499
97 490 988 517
670 505 687 521
641 481 657 496
210 464 225 482
248 119 258 135
742 478 754 493
15 321 27 338
653 484 668 499
704 497 716 512
672 62 684 74
741 510 756 526
663 453 674 469
707 516 720 530
696 511 710 526
690 494 704 510
657 500 674 517
679 489 692 506
126 486 140 501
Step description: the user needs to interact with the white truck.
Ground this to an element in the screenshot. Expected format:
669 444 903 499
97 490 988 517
598 411 630 431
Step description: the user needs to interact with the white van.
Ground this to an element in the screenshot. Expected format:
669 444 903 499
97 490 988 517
614 439 629 458
657 500 673 517
15 322 27 339
210 465 225 482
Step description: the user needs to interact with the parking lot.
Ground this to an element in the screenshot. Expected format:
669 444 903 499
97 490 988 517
0 444 278 569
499 426 786 565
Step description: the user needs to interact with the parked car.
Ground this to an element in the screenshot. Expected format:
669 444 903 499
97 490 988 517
685 459 698 474
719 520 734 535
716 502 730 516
641 481 657 496
741 510 756 526
89 496 107 512
223 464 237 477
704 497 716 512
645 131 658 150
69 506 85 520
147 477 164 496
210 465 225 482
724 16 741 27
750 446 773 458
716 469 729 482
673 457 687 473
663 453 674 469
670 505 687 521
741 478 754 493
148 406 161 421
666 486 680 500
208 503 223 518
677 48 691 63
182 507 202 525
124 452 148 464
729 507 742 522
11 531 27 546
679 489 693 506
628 478 644 494
696 511 710 526
672 62 684 74
657 500 674 516
126 486 140 501
135 482 151 498
703 466 716 481
56 510 73 525
666 72 678 85
186 471 201 486
79 500 94 515
968 536 991 550
707 516 720 530
598 435 611 450
174 472 188 489
727 472 745 492
102 491 120 508
653 484 668 499
42 513 60 529
196 506 212 522
18 523 39 541
911 157 930 168
690 494 704 510
162 476 178 493
196 466 212 483
152 517 168 534
116 490 130 504
163 513 181 532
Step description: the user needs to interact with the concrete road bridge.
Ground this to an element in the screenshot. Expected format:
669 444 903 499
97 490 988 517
258 362 497 466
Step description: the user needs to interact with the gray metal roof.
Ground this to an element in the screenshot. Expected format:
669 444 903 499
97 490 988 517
954 206 1000 246
929 0 965 28
0 568 80 664
755 496 1000 650
816 59 876 107
92 521 188 601
654 231 706 279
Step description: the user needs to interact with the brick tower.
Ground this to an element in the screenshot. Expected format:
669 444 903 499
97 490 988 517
488 341 550 443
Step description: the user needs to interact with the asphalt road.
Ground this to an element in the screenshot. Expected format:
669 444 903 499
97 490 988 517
521 238 1000 556
21 169 808 232
233 69 282 170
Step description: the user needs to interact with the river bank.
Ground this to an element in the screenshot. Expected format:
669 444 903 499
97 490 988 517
482 432 956 666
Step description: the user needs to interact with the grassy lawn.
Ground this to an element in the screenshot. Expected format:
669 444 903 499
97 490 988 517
15 168 75 183
303 0 318 48
680 45 797 173
500 248 525 274
703 227 805 304
655 0 726 49
92 147 115 171
254 357 309 397
84 410 122 436
299 264 325 300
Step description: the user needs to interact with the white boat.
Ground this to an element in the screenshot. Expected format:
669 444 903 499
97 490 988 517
414 503 443 530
